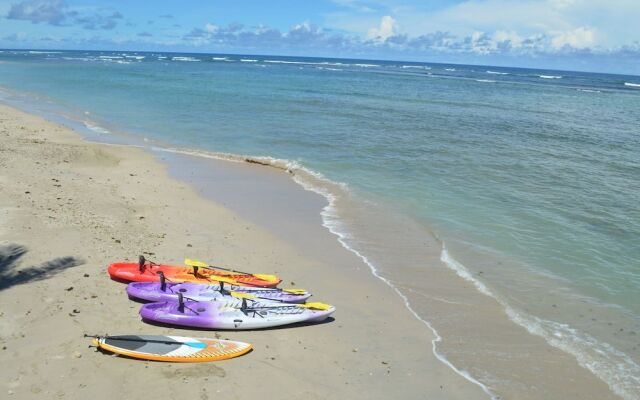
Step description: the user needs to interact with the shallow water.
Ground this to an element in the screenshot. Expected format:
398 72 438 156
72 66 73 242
0 49 639 397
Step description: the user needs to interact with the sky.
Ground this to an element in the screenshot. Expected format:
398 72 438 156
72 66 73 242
0 0 639 74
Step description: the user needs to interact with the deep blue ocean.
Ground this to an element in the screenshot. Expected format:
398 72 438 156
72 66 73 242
0 49 638 396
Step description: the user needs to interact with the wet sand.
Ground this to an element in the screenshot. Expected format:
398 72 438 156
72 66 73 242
0 104 488 399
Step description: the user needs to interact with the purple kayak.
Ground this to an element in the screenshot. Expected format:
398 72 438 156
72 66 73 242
127 281 311 304
140 296 335 330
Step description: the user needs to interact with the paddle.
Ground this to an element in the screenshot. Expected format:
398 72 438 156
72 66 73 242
282 289 307 295
85 334 207 349
184 258 279 283
216 280 307 296
229 292 333 311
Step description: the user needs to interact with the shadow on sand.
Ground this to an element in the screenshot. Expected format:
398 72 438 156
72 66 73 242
0 243 85 291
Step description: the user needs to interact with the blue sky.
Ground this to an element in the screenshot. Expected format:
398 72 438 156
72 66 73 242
1 0 639 74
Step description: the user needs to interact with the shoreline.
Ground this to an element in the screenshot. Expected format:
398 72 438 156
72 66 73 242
0 100 627 399
0 103 490 399
137 120 627 398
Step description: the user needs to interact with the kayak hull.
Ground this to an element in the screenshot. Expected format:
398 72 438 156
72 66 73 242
140 299 335 330
127 281 311 304
108 261 281 288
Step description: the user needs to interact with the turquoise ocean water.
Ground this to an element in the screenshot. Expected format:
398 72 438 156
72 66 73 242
0 50 638 397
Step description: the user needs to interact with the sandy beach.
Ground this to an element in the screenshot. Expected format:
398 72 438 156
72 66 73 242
0 103 492 399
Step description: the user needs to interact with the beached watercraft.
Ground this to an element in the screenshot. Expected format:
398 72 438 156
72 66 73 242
108 256 281 287
87 334 251 362
127 280 311 304
139 294 335 330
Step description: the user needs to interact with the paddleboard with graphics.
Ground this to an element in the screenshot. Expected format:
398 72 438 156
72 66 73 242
88 334 252 362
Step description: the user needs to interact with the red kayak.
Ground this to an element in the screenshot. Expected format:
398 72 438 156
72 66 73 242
108 256 281 288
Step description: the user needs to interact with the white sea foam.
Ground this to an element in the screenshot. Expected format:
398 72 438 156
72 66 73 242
240 59 258 62
172 56 200 62
440 246 640 400
28 51 62 54
475 79 496 83
539 75 562 79
445 68 456 71
212 57 229 61
264 60 308 65
292 181 499 400
353 63 379 68
577 88 601 93
83 121 109 134
624 82 640 88
124 55 145 60
486 70 508 75
98 56 123 59
401 65 431 69
264 60 348 67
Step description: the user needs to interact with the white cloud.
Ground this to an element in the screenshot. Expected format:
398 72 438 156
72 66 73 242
492 30 524 48
550 27 595 49
205 23 218 33
368 15 397 41
326 0 640 52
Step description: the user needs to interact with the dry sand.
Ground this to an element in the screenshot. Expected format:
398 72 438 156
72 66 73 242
0 103 490 399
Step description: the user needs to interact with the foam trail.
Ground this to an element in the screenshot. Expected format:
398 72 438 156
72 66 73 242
624 82 640 88
402 65 431 70
264 60 311 65
172 56 200 62
286 177 499 400
440 246 640 400
83 121 109 134
539 75 562 79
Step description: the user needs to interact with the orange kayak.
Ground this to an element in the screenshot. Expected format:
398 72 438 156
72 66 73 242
108 257 281 288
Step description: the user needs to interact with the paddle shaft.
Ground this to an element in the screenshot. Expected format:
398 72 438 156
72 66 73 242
195 264 258 277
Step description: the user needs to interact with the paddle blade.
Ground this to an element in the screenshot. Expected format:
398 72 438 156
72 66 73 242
299 302 333 311
184 258 208 268
230 291 257 300
253 274 280 283
209 276 238 285
282 289 307 295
